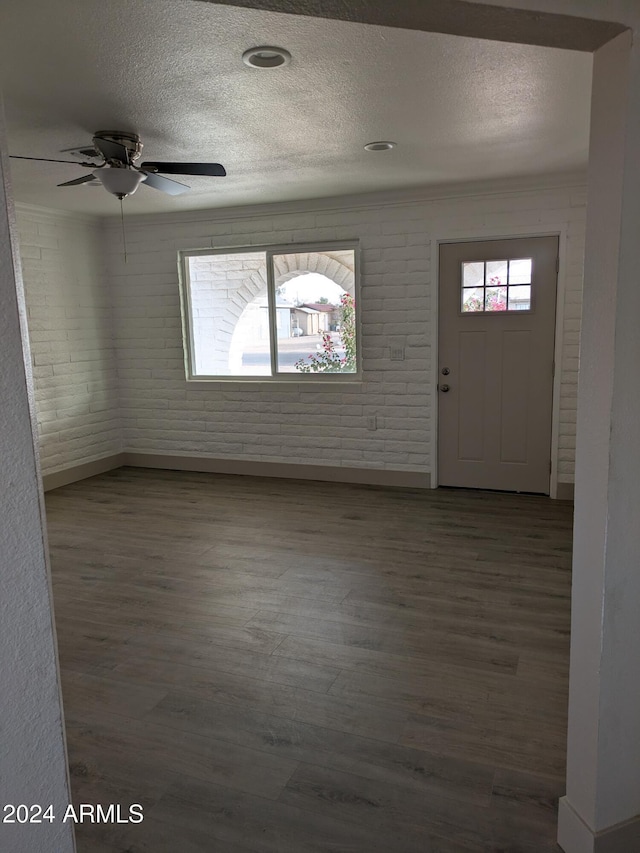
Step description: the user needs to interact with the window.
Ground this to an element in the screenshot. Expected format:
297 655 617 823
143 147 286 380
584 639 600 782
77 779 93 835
461 258 532 313
179 243 359 380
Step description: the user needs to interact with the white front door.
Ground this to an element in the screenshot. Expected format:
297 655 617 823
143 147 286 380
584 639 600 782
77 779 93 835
438 236 558 494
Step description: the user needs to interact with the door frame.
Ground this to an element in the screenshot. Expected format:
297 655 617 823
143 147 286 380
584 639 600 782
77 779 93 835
430 224 569 498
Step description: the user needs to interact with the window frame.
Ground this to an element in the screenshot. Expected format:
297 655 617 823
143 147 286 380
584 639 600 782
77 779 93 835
178 240 362 383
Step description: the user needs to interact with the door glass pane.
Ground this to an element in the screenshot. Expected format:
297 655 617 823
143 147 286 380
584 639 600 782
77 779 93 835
485 286 508 311
508 284 532 311
508 258 532 284
463 261 484 288
486 260 508 287
271 249 357 374
462 287 484 312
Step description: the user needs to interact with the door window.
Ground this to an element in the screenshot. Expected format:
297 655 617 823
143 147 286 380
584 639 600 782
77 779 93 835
461 258 532 313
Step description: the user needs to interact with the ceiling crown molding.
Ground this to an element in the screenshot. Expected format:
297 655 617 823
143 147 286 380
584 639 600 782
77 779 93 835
100 170 588 229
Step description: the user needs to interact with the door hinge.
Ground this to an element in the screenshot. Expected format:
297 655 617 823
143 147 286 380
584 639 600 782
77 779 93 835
555 256 560 273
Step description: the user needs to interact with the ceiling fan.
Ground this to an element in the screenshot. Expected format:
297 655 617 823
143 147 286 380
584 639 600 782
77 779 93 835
10 130 227 199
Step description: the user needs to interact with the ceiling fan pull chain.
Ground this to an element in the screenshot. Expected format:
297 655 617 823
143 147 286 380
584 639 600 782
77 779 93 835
120 197 127 264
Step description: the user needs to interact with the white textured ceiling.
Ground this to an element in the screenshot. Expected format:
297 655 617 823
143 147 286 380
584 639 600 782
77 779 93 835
0 0 592 216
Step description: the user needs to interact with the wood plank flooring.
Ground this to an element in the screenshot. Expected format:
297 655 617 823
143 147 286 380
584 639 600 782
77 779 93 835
46 467 573 852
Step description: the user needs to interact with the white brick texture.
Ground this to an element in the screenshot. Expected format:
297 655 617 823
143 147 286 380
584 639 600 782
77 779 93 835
17 208 121 475
101 182 586 483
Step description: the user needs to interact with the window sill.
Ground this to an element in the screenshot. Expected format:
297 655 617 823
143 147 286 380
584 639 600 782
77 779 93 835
185 375 363 386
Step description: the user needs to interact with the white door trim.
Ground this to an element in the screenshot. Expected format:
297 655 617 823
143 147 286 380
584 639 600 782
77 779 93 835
430 224 568 498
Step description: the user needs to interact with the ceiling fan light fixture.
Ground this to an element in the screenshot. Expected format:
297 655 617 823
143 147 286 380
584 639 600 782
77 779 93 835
94 167 145 198
242 46 291 68
364 141 397 152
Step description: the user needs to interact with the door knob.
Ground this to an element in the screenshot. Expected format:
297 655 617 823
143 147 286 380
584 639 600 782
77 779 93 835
440 384 450 392
441 367 450 375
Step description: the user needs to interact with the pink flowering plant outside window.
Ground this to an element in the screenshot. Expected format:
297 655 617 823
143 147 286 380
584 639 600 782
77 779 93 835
463 276 508 312
294 292 357 373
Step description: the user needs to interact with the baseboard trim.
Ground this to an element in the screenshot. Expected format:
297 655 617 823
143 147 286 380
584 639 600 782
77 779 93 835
122 452 431 490
556 482 575 501
558 797 640 853
42 453 126 492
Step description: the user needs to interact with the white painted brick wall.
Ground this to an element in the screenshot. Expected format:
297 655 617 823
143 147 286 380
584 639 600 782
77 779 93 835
105 181 586 483
16 208 121 475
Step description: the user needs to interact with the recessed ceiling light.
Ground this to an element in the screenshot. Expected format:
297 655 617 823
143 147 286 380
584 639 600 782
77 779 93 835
364 141 397 152
242 46 291 68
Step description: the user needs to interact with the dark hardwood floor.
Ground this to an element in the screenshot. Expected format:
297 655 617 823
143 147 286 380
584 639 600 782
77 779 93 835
46 467 573 852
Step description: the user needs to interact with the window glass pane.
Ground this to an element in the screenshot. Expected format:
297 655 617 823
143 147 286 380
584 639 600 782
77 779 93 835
272 250 357 374
486 260 508 288
230 298 272 375
462 287 484 312
188 252 270 376
508 258 532 284
485 286 508 311
463 261 484 289
508 284 532 311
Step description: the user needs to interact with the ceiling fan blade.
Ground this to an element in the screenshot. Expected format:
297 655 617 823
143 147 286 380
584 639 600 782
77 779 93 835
139 170 190 195
10 155 94 165
93 136 129 163
57 174 97 187
141 161 226 177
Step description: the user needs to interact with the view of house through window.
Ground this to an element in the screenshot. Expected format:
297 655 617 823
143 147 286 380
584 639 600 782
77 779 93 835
182 245 358 379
